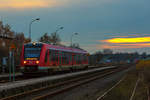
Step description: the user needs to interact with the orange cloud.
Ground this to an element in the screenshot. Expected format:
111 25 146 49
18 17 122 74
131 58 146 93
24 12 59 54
0 0 67 9
97 43 150 49
102 37 150 43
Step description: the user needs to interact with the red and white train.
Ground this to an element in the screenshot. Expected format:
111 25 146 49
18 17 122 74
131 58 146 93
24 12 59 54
20 42 89 74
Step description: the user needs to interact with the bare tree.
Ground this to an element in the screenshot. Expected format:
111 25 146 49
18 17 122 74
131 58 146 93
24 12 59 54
72 43 80 48
39 32 61 45
39 33 52 44
103 49 113 54
50 32 61 45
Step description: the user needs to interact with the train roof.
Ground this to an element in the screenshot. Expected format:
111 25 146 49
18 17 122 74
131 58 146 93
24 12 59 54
25 42 88 54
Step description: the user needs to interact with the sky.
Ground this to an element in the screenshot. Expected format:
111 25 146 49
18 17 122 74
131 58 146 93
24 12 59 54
0 0 150 54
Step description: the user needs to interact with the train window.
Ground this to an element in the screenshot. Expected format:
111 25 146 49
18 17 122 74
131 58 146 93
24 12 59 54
24 46 41 60
69 53 72 64
49 50 51 62
79 54 81 64
81 54 83 63
61 52 64 64
84 55 87 62
76 54 78 64
45 50 48 63
55 51 59 62
78 54 81 64
51 50 58 62
51 50 56 62
61 52 70 65
59 51 62 65
74 54 77 63
66 52 70 64
64 52 68 64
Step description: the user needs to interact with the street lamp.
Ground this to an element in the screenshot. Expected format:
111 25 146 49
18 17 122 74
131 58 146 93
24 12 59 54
55 26 64 33
70 33 78 47
52 26 64 45
29 18 40 41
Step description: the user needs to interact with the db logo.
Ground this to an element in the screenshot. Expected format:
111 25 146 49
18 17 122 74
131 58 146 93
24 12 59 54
29 61 33 64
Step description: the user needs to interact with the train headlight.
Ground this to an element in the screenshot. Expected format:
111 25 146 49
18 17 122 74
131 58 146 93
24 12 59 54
24 61 27 64
36 61 39 64
32 42 36 45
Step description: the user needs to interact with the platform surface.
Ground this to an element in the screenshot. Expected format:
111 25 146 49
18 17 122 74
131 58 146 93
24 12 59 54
0 66 116 91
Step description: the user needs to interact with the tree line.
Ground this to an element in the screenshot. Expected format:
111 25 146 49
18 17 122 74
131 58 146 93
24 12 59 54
89 49 149 65
0 21 30 70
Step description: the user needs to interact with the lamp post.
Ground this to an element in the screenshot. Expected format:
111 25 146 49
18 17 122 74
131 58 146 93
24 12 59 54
52 26 64 45
70 33 78 47
55 26 64 33
29 18 40 41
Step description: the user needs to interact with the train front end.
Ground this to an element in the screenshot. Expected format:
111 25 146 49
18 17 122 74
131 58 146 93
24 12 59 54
20 42 43 74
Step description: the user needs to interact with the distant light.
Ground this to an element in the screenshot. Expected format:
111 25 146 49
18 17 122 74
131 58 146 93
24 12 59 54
36 61 39 64
24 61 27 64
32 42 36 45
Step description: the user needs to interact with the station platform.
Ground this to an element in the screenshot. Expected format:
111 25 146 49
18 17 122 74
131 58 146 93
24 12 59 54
0 73 22 79
0 66 116 97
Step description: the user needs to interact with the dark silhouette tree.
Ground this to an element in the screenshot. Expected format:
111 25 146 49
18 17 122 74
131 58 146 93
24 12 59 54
39 32 61 45
72 43 80 48
50 32 61 45
0 20 28 71
39 33 52 44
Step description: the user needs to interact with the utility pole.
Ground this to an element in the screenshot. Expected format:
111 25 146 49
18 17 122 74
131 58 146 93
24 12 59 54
9 44 16 81
0 35 16 81
70 33 78 47
29 18 40 42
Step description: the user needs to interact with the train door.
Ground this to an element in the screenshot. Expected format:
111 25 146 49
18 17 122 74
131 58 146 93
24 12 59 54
51 50 56 66
62 51 65 65
59 51 62 66
69 52 72 65
73 53 76 65
72 53 74 65
53 50 59 66
44 50 49 66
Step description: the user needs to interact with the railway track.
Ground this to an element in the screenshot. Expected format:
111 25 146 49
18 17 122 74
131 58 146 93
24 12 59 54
0 66 99 84
0 66 128 100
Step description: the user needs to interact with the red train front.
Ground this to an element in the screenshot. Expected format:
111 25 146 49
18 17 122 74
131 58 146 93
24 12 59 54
20 42 89 74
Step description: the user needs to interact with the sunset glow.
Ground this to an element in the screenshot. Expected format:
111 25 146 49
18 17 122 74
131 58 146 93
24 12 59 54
98 43 150 49
0 0 65 9
102 37 150 43
99 36 150 49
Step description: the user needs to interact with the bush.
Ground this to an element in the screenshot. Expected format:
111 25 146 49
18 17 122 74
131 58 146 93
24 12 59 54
136 60 150 70
136 59 150 85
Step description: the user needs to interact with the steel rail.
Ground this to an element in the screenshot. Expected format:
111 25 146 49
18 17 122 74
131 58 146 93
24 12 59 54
32 67 127 100
96 75 126 100
0 68 117 100
129 76 140 100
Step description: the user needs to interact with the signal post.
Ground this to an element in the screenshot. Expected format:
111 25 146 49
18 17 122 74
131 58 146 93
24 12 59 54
9 44 16 81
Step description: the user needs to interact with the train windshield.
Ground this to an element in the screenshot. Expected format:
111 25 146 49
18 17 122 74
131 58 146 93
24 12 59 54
24 44 42 60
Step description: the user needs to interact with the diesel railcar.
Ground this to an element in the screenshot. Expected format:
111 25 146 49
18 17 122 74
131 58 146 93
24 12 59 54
20 42 89 74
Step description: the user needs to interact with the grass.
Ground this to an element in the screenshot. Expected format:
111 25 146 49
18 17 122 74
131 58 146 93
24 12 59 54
133 78 147 100
101 70 138 100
